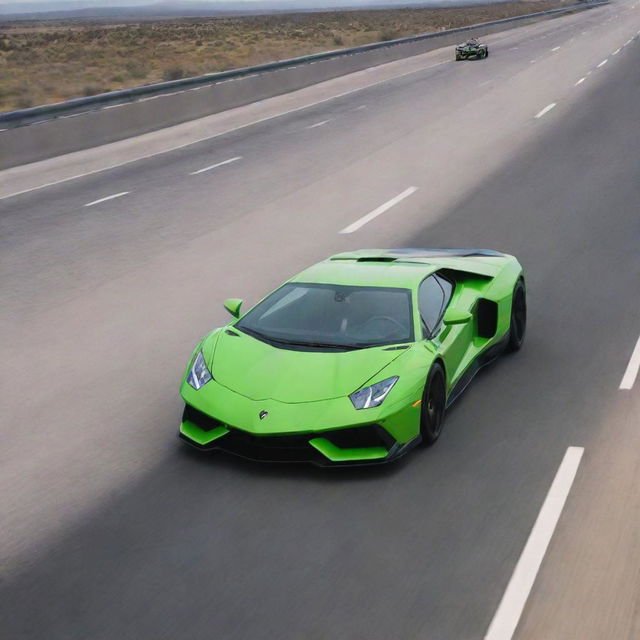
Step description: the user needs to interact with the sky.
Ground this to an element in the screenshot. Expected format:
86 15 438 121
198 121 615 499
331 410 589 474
0 0 260 3
1 0 152 3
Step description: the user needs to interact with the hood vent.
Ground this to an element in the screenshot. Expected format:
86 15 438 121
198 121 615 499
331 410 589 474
355 256 397 263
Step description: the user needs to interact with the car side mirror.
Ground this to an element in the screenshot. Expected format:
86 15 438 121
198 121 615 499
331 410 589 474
224 298 243 318
443 308 472 325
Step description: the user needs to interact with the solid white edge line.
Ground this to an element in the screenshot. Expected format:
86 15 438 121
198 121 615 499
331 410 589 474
189 156 242 175
620 335 640 390
84 191 130 207
1 61 448 202
484 446 585 640
575 77 586 86
534 103 556 119
597 59 608 67
339 186 418 234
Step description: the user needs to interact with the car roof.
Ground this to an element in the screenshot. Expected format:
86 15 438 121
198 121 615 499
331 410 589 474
291 259 437 289
289 249 507 288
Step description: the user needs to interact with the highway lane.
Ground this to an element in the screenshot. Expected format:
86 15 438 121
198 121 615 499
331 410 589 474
2 2 640 638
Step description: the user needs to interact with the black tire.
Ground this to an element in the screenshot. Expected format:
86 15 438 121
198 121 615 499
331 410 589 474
420 363 447 446
507 280 526 351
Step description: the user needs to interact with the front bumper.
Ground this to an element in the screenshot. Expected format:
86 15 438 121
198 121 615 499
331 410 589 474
178 379 422 466
179 404 418 466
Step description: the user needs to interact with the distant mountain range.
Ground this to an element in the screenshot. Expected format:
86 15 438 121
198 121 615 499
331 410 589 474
0 0 488 19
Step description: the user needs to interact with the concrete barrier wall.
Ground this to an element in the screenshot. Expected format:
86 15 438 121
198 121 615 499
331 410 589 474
0 3 605 170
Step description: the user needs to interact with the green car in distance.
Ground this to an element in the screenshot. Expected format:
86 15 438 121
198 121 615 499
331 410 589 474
455 38 489 60
179 249 525 466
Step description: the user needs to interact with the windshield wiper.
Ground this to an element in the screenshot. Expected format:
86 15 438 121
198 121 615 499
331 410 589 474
237 326 271 342
270 338 358 350
239 328 409 351
238 327 360 350
351 341 411 349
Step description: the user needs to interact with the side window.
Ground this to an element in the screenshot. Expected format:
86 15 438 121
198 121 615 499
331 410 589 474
419 274 454 338
435 274 453 310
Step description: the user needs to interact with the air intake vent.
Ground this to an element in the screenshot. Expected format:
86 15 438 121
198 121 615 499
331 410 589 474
356 257 397 263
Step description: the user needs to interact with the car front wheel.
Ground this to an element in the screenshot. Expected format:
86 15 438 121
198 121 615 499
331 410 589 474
420 363 446 446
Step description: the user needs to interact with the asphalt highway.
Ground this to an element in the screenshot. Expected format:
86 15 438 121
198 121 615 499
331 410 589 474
2 3 640 638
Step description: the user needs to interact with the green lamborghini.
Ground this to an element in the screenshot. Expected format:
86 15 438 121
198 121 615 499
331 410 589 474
179 249 525 465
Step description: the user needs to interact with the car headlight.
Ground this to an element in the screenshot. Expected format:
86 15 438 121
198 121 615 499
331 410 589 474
186 351 212 390
349 376 398 410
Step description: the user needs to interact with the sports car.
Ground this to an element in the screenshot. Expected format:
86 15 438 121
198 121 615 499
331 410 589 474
179 248 525 466
455 38 489 60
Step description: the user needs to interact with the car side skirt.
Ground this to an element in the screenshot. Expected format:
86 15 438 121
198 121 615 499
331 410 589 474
446 332 509 408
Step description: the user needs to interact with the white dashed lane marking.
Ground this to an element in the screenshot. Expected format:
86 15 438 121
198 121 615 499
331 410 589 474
339 187 418 234
84 191 130 207
189 156 242 175
484 447 585 640
305 119 332 129
620 335 640 390
535 103 557 119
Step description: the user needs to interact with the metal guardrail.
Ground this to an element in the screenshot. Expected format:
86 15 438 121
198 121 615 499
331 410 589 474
0 1 607 128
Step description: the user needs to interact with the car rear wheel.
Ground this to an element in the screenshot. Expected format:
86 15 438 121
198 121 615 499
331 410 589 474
420 363 446 446
507 280 526 351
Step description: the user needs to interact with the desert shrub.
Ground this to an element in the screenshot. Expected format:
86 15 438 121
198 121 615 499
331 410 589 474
332 33 344 46
125 60 149 79
82 85 108 96
15 94 34 109
162 66 186 81
378 28 399 42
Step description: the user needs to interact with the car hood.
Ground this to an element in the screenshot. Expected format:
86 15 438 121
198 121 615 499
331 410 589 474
208 329 408 403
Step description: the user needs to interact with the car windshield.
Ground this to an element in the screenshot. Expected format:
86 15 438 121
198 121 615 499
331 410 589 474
236 282 414 350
